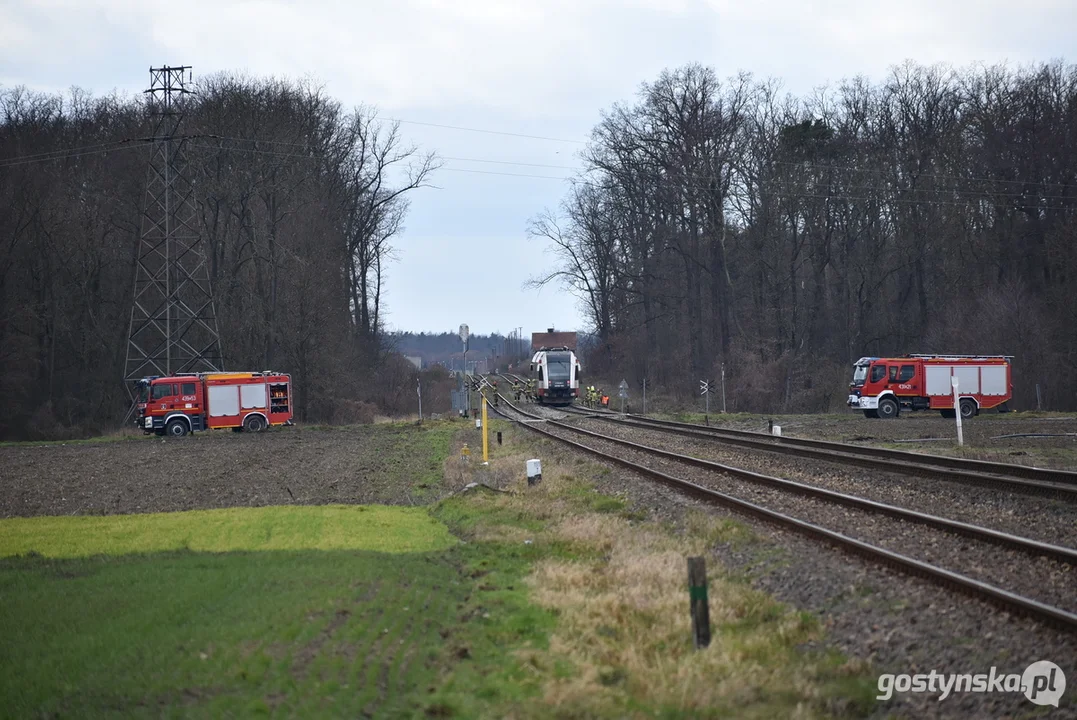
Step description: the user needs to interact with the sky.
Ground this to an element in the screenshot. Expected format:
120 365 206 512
2 0 1075 339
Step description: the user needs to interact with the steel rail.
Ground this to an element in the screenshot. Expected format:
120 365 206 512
561 406 1077 501
494 397 1077 633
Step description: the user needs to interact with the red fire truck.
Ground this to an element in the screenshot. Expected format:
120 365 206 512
136 371 293 437
848 354 1013 419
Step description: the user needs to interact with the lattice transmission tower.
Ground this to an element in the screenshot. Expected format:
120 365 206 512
124 65 222 388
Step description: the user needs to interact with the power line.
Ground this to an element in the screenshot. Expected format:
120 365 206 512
441 166 1074 211
0 140 140 168
442 156 582 171
187 142 321 160
382 118 587 145
6 134 1070 210
441 167 573 181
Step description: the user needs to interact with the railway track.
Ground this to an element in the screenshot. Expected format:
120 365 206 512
559 405 1077 501
491 394 1077 634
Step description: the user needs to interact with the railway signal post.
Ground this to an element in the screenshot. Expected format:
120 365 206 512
701 380 710 425
721 363 727 413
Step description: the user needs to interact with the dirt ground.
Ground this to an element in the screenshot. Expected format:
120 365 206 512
689 410 1077 469
0 423 454 519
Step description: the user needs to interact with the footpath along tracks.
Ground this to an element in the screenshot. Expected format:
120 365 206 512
489 391 1077 633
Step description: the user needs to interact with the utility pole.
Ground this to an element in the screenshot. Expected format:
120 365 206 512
124 65 221 390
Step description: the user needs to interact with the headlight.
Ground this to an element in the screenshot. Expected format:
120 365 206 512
145 417 153 428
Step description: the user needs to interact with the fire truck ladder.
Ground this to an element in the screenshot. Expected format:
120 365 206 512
906 354 1015 360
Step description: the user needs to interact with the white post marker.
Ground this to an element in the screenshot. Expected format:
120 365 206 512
951 376 964 446
417 376 422 422
526 458 542 486
721 363 727 413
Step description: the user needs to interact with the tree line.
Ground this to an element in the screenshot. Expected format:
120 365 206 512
0 74 437 439
388 331 531 368
532 60 1077 411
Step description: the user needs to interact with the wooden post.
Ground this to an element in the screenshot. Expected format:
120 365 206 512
496 431 502 446
687 556 711 649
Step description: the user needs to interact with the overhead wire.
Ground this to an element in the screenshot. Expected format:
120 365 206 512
0 139 142 168
5 127 1073 210
381 118 587 145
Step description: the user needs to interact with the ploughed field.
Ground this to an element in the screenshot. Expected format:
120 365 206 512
0 424 451 519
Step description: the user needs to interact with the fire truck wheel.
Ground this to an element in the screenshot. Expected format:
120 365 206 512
959 399 977 419
244 415 267 432
165 419 189 437
877 398 899 419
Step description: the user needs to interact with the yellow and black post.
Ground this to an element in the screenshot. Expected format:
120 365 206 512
482 395 489 464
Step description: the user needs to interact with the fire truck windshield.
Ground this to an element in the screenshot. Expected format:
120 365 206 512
851 364 869 386
135 382 149 403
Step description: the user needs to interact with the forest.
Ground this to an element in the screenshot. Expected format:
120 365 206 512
0 74 436 439
531 60 1077 412
3 59 1075 439
388 331 531 369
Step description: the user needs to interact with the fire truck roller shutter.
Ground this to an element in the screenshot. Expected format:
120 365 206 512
982 366 1007 395
925 366 954 395
209 385 240 416
952 366 980 394
241 383 268 409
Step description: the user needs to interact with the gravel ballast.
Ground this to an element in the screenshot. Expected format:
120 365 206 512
498 404 1077 719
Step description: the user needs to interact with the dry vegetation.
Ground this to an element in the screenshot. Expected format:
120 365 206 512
438 421 873 718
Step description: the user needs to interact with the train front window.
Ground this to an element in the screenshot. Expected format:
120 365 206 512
547 355 572 380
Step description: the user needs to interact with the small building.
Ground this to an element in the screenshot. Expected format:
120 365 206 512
405 355 422 369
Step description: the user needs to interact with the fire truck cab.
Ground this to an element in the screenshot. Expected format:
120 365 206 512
136 371 293 437
848 354 1013 419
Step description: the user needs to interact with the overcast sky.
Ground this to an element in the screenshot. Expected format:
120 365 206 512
3 0 1074 339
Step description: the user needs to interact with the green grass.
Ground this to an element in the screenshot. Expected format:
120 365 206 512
0 505 456 558
0 420 878 718
0 501 555 719
0 546 524 718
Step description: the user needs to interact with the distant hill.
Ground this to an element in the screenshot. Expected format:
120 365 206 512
386 331 530 370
